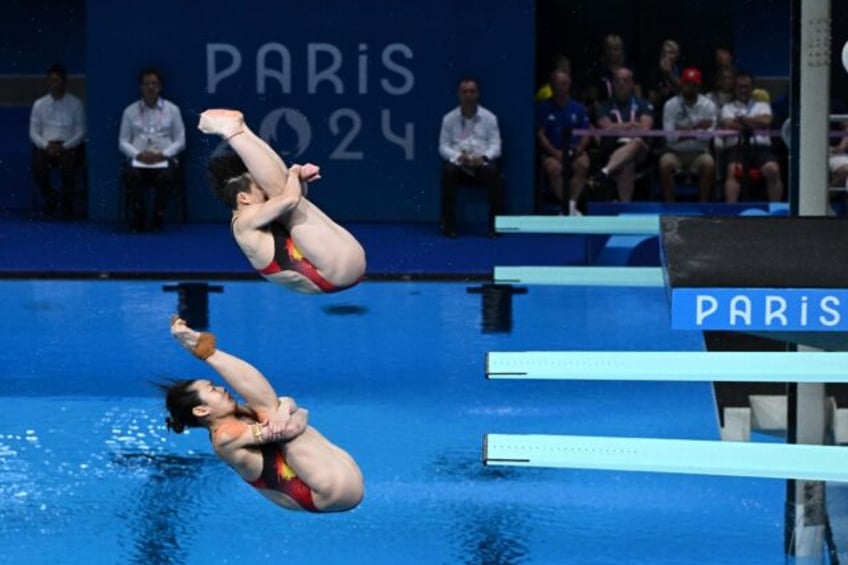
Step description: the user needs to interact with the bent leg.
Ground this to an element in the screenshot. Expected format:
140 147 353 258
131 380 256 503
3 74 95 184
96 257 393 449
695 153 715 202
285 197 366 287
281 426 364 512
541 156 564 204
224 123 293 198
149 163 179 229
658 152 679 202
122 165 146 231
615 163 636 202
762 160 783 202
724 162 741 203
58 147 79 216
441 161 465 235
570 152 590 204
31 146 57 213
606 139 646 174
475 162 504 233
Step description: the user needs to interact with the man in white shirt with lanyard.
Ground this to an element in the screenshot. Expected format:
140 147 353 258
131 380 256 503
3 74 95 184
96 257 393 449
658 67 717 202
119 67 186 232
719 71 782 202
438 77 504 238
29 64 86 218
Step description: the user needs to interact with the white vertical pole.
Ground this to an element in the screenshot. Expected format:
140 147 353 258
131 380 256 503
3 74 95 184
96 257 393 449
797 0 830 216
792 3 831 562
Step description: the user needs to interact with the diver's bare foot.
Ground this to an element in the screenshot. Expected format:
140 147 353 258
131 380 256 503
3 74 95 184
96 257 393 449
198 109 245 139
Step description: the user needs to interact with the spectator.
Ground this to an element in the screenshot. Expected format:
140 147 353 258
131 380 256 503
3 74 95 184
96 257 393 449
593 67 654 202
830 121 848 190
583 34 628 120
705 66 736 116
709 46 735 87
715 47 734 69
658 67 717 202
29 63 86 218
438 77 504 238
535 54 572 102
647 39 683 122
719 72 783 202
536 69 591 215
119 67 186 232
705 65 736 185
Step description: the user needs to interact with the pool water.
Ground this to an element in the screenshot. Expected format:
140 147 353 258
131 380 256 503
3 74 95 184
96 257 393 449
0 281 790 564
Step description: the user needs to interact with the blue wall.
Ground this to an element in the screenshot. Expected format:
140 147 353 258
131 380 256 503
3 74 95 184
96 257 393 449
731 0 791 76
0 0 85 74
84 0 536 223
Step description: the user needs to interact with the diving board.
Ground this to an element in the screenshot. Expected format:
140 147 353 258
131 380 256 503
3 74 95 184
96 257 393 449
493 266 664 287
483 434 848 481
495 215 660 235
485 351 848 382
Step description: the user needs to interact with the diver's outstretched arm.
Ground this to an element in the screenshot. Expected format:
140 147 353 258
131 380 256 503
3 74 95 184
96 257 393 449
170 316 279 419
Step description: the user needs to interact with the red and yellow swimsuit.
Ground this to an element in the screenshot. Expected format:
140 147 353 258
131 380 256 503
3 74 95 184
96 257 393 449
213 419 319 512
248 442 319 513
249 220 358 293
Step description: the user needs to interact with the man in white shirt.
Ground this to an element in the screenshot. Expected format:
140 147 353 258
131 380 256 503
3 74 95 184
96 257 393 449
119 67 186 232
29 64 86 218
658 67 717 202
438 77 504 238
719 72 782 202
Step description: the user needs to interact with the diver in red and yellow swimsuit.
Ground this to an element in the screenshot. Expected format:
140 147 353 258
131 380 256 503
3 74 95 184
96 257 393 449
162 316 364 513
247 443 319 512
201 109 365 294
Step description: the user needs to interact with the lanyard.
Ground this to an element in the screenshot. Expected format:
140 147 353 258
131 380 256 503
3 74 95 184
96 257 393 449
610 97 637 123
140 100 165 134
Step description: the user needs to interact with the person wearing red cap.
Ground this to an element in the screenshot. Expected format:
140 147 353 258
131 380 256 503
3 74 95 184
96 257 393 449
658 67 718 202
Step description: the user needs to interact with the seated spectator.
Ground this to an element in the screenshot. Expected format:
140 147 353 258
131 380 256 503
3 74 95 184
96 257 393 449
29 63 86 218
709 46 735 87
646 39 682 123
535 55 572 102
705 65 736 184
438 77 504 238
658 67 717 202
119 67 186 232
720 71 783 202
583 34 628 122
593 67 654 202
830 121 848 190
536 69 591 215
705 66 736 122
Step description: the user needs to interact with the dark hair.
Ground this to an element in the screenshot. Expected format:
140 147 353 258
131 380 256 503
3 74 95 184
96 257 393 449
735 71 754 83
138 66 163 85
457 76 479 89
156 379 205 433
47 64 67 82
207 146 251 209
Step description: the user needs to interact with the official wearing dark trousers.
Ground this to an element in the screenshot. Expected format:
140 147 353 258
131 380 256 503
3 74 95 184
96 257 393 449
440 160 504 237
31 144 84 217
122 160 179 232
438 78 504 238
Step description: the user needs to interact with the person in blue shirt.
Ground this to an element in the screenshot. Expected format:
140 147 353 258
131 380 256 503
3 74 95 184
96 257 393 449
536 70 591 215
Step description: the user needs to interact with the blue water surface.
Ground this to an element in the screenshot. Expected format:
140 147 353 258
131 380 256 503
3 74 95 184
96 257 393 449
0 281 789 564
